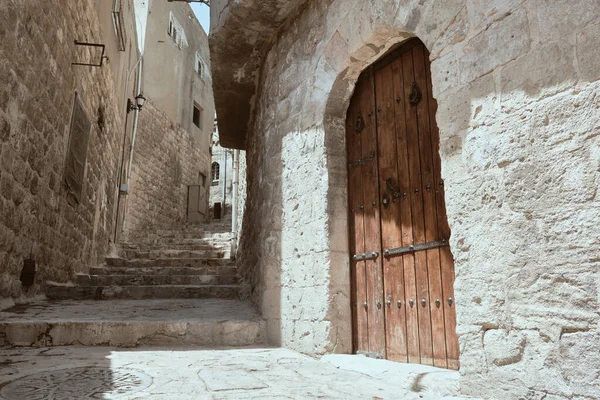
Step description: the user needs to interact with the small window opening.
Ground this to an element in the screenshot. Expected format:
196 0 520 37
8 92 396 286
195 52 205 79
211 162 220 186
193 104 203 129
112 0 126 51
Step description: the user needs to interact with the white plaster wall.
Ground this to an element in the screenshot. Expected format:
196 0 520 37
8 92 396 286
236 0 600 398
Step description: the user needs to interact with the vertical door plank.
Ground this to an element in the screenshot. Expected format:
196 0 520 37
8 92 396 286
401 47 434 366
374 63 408 362
361 68 387 357
413 44 447 369
392 55 420 364
424 53 460 370
346 75 369 353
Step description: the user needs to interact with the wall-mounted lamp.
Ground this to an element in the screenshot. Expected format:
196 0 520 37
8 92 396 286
127 94 146 113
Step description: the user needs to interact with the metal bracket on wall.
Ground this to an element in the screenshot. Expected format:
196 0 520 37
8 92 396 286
72 41 108 67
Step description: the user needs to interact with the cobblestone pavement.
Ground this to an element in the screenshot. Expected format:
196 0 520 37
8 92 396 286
0 347 479 399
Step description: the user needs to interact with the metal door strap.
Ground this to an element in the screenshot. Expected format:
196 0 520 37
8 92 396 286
352 251 379 261
383 239 448 258
349 152 374 168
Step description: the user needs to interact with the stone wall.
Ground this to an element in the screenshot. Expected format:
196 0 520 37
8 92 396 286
123 100 210 241
232 0 600 398
0 0 131 300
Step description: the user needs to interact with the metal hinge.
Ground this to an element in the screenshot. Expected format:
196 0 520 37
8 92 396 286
383 239 449 258
352 251 379 261
349 152 374 168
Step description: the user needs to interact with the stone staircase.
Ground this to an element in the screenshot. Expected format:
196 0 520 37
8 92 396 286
45 225 247 300
0 224 266 348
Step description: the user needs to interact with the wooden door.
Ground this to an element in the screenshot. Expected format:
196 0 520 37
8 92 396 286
346 39 459 369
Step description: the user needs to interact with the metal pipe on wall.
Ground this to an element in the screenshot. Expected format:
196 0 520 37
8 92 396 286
121 56 143 232
230 149 239 259
113 56 142 243
222 148 227 216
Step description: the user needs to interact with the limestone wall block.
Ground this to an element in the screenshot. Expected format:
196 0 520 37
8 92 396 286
576 21 600 82
459 7 531 84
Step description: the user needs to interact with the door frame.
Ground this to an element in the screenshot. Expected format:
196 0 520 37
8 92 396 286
345 37 459 369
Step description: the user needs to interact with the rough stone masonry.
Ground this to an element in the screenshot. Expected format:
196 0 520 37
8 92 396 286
0 0 125 299
210 0 600 399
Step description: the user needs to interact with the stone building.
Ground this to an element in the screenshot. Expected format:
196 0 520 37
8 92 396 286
210 1 600 399
119 0 214 240
0 0 213 300
209 122 234 220
0 0 139 300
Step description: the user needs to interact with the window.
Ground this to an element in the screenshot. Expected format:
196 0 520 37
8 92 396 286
198 172 206 187
193 103 203 129
64 93 91 206
167 12 186 48
211 162 220 186
112 0 127 51
195 53 206 79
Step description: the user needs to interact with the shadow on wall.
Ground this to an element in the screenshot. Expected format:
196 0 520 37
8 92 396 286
319 5 600 400
235 0 600 398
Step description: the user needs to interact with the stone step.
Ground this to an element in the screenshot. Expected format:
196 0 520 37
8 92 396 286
76 274 239 286
45 283 245 300
149 231 232 240
90 265 237 276
0 299 266 347
117 249 228 259
120 241 232 251
105 257 235 268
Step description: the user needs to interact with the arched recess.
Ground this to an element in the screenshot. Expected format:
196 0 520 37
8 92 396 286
342 38 459 369
316 15 462 365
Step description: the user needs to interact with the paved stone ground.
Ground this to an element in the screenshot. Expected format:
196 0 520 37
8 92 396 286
0 347 480 399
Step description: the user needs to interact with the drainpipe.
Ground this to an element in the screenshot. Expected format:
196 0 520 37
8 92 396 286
114 56 142 243
122 56 143 232
222 148 227 217
230 149 239 259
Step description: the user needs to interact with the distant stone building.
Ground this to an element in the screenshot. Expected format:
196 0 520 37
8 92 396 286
0 0 213 299
209 122 234 221
210 1 600 399
119 0 214 241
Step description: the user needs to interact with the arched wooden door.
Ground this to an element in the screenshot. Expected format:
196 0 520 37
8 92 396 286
346 38 459 370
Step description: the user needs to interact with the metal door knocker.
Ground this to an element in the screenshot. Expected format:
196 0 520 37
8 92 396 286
355 114 365 133
409 81 422 105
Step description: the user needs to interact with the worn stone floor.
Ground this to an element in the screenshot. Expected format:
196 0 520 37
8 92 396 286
0 346 479 399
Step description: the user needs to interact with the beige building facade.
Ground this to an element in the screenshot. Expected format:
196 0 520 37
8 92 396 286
118 0 215 240
210 1 600 399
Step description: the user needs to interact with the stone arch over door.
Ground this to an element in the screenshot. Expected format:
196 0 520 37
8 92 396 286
311 1 472 368
343 37 459 369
